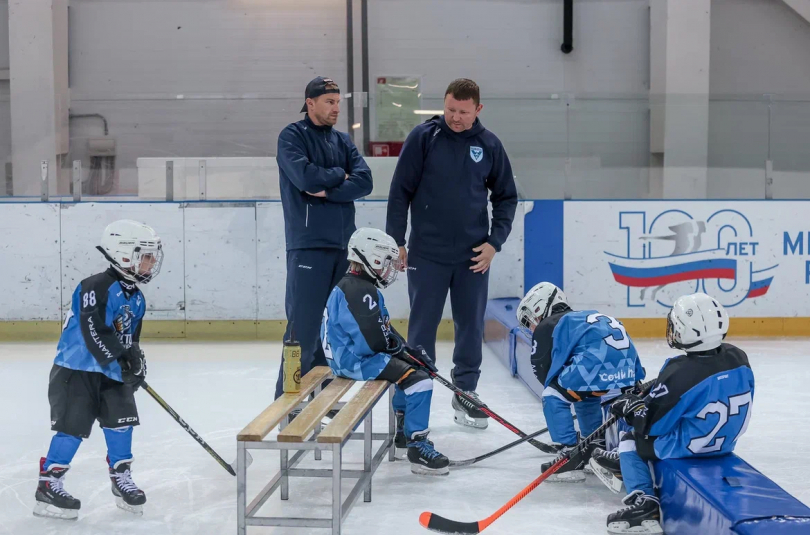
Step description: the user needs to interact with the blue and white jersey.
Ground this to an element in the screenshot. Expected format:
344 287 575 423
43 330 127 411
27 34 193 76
534 309 644 393
54 268 145 381
321 272 394 381
640 343 755 460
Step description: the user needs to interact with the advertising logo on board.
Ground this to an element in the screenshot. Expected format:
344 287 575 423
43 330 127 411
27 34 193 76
605 209 777 308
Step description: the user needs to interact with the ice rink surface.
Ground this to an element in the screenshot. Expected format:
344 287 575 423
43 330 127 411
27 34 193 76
1 338 808 535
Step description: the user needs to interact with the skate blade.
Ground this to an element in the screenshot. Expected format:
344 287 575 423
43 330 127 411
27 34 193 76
33 501 79 521
546 470 586 483
410 464 449 476
453 410 488 430
115 497 144 516
607 520 663 535
589 459 624 494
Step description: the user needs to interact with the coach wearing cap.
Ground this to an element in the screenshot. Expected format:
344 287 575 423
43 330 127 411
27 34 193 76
274 76 373 398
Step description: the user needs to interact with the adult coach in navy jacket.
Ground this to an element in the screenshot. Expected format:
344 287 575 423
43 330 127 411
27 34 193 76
275 76 373 398
386 79 517 428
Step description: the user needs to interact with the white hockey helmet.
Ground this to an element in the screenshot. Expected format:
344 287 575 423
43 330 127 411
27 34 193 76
97 219 163 284
516 282 568 336
347 227 402 289
667 292 729 352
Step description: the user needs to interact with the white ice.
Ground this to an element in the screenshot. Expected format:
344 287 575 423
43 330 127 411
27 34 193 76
1 338 808 535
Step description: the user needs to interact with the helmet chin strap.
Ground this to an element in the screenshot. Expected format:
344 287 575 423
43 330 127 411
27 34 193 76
351 247 387 288
96 246 138 283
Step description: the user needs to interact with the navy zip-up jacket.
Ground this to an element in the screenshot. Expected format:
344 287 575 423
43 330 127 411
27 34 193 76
278 115 373 250
386 116 517 264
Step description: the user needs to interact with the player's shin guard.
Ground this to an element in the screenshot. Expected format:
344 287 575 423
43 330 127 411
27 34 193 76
103 426 133 468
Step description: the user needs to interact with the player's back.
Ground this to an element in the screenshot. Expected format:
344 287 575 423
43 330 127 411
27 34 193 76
644 343 754 460
551 310 643 391
55 268 145 381
322 273 391 379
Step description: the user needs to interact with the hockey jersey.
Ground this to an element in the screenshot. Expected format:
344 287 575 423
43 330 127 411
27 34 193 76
639 343 754 460
54 268 145 382
321 272 394 381
532 308 645 393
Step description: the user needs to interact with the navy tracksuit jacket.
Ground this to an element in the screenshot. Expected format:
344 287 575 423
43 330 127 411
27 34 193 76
386 116 517 391
275 114 373 397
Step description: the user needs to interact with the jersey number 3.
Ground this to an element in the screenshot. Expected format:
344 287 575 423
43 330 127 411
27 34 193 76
586 313 630 350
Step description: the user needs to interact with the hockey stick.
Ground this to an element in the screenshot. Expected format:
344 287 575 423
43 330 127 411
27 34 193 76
142 382 252 476
398 349 559 455
421 413 621 534
449 378 656 468
420 381 656 534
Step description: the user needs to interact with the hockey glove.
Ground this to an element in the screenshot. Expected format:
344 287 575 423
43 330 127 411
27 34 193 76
119 344 147 390
610 394 647 427
406 345 437 373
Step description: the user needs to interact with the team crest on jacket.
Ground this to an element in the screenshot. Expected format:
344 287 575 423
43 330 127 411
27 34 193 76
470 146 483 163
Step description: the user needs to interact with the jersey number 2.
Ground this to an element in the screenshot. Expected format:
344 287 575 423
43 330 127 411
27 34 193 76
688 391 753 454
586 313 630 350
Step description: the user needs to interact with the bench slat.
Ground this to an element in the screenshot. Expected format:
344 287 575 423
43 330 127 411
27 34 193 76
277 377 355 443
317 381 389 444
237 366 332 442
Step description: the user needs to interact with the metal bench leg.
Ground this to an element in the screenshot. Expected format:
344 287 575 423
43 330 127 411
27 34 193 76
314 383 323 461
332 443 342 535
280 447 289 500
388 385 396 462
364 408 372 503
237 442 247 535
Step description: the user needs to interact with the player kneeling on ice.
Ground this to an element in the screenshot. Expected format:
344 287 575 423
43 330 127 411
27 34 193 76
35 220 162 520
590 293 754 535
321 228 450 476
517 282 645 483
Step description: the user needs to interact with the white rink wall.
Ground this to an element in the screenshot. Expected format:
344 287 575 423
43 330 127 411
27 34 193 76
0 201 525 322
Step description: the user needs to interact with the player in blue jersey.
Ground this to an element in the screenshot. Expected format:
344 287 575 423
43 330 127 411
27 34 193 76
34 220 163 520
590 292 754 534
516 282 645 482
321 227 449 475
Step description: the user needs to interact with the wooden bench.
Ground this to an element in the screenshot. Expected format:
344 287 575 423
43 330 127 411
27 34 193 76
236 366 395 535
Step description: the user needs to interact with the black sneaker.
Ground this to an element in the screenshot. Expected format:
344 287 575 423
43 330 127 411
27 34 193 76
33 458 80 520
394 411 407 451
606 490 663 534
109 459 146 515
406 431 449 476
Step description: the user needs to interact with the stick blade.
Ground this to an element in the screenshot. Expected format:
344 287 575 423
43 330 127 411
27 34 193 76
420 512 480 534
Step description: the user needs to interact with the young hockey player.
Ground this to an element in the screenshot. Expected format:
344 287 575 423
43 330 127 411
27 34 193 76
590 292 754 534
321 227 450 475
34 220 163 520
516 282 645 482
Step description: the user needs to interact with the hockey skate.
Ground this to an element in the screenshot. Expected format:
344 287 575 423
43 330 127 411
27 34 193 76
394 410 407 459
582 438 605 475
33 458 80 520
541 445 586 482
589 447 624 493
407 431 449 476
451 391 489 429
606 490 663 534
109 459 146 515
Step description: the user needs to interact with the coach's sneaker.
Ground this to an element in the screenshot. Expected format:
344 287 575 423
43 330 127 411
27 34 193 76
589 447 624 493
394 410 407 459
407 431 449 476
109 459 146 515
607 490 663 534
34 458 80 520
541 445 586 482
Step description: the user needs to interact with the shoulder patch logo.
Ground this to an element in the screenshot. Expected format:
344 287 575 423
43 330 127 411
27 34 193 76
470 146 484 163
649 383 670 399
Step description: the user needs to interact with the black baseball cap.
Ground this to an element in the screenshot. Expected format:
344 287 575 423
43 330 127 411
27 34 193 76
300 77 341 113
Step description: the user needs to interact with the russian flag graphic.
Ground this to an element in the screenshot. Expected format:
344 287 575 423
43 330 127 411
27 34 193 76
607 250 773 299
